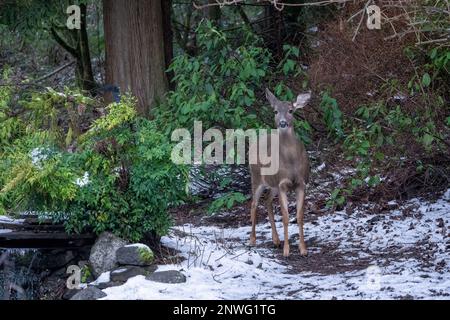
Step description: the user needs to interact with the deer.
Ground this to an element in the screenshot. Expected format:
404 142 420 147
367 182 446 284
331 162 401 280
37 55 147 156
249 89 311 257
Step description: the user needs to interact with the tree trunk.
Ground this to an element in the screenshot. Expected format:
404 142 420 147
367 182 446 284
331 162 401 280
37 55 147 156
103 0 168 116
206 0 221 23
78 3 95 91
50 3 95 92
161 0 174 88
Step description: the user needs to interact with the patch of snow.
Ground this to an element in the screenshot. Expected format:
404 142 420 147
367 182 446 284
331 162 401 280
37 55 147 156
101 193 450 300
0 229 13 234
75 172 90 187
90 272 110 285
0 216 25 224
315 162 326 172
393 94 408 102
111 269 127 274
29 147 53 169
125 243 150 249
443 189 450 201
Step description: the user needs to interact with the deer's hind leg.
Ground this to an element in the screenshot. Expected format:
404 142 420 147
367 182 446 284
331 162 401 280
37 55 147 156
295 182 308 256
250 185 265 246
266 189 280 247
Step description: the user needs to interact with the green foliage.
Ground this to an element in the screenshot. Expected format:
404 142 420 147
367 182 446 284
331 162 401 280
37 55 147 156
0 92 188 241
207 192 248 215
138 247 154 264
80 265 92 283
158 21 310 135
158 21 268 133
319 91 344 139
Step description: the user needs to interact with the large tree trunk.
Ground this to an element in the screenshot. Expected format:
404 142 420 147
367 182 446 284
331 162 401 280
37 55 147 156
78 3 95 91
161 0 174 88
103 0 168 116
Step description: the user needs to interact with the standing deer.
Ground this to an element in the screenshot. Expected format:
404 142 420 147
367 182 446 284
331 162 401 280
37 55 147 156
249 89 311 257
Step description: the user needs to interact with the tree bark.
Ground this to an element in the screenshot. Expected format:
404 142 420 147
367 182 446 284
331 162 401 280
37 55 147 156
161 0 174 88
49 4 95 92
78 3 95 91
103 0 169 116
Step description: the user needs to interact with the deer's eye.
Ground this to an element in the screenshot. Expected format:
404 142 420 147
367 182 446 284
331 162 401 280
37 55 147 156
289 109 294 114
274 110 279 115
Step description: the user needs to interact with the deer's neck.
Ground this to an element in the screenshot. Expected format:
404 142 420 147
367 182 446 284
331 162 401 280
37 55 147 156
278 128 297 142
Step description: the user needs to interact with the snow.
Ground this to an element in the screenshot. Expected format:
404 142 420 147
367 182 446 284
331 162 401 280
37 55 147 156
90 272 110 286
112 269 127 274
75 172 90 187
101 191 450 300
0 229 13 234
315 162 326 172
124 243 150 250
0 216 25 224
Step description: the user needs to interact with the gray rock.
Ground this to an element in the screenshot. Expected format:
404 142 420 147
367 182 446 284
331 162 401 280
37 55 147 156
145 270 186 284
89 232 128 277
96 281 123 290
116 244 154 266
70 287 106 300
110 265 157 283
63 289 81 300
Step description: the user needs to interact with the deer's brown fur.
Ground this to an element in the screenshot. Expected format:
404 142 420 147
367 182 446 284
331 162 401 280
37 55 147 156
249 89 311 257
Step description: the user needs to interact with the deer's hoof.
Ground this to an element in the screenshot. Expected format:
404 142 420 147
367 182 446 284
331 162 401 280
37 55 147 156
249 237 256 246
272 236 281 247
299 246 308 256
283 246 290 257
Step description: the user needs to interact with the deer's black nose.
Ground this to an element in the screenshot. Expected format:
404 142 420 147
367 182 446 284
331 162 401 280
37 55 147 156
279 120 288 128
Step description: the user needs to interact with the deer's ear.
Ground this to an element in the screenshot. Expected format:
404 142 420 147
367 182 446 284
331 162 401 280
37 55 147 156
293 92 311 110
265 88 280 108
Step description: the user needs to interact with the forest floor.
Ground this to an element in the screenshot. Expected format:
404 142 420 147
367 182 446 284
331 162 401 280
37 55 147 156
101 162 450 300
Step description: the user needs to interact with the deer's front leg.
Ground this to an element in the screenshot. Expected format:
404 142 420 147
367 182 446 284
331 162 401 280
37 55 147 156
250 185 264 246
278 181 291 257
296 183 307 256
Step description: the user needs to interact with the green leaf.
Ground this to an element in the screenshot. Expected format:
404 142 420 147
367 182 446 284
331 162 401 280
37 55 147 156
422 133 434 147
421 73 431 87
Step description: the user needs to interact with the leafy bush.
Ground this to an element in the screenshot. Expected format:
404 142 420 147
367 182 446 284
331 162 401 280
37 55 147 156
207 191 248 215
0 93 188 241
157 21 310 137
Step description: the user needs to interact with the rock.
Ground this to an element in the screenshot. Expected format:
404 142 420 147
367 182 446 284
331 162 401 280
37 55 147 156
110 265 157 283
116 244 154 266
70 287 106 300
145 270 186 284
63 289 81 300
96 281 123 290
89 232 128 277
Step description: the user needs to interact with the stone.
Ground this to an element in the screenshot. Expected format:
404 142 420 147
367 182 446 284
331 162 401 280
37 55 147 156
63 289 81 300
89 232 128 277
145 270 186 284
96 281 123 290
116 244 154 266
110 265 157 283
70 287 106 300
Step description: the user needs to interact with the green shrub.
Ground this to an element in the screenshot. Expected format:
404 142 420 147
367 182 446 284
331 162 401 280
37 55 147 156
0 94 188 241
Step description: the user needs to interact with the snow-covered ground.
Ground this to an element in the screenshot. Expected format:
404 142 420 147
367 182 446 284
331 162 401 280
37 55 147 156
102 190 450 300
